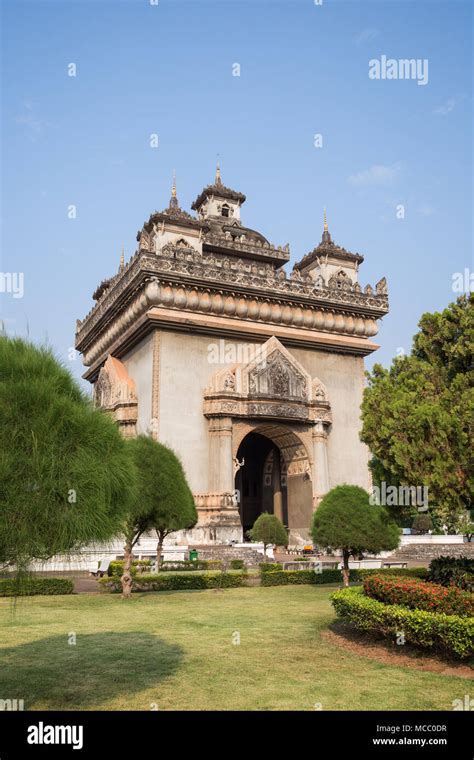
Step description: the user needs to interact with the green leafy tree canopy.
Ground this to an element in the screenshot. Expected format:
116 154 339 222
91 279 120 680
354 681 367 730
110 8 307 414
311 485 400 586
249 513 288 558
119 435 197 595
361 295 473 530
0 337 136 570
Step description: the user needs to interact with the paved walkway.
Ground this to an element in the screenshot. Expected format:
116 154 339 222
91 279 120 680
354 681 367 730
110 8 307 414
73 576 102 594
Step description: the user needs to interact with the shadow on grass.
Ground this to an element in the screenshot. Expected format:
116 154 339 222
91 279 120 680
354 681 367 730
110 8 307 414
0 632 183 709
322 621 473 676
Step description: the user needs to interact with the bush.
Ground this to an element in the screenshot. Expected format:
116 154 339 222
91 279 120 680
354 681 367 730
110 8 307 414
411 514 433 534
363 574 474 617
260 569 349 586
0 577 74 596
260 566 425 587
358 567 428 580
100 571 245 593
249 513 288 550
160 559 223 571
229 559 245 570
259 562 283 573
108 559 152 577
427 556 474 592
331 587 474 659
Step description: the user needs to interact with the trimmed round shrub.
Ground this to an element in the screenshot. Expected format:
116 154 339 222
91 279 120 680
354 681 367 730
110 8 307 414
412 513 433 535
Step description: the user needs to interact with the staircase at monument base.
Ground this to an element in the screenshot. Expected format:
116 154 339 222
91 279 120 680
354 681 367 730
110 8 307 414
189 545 265 567
386 542 474 564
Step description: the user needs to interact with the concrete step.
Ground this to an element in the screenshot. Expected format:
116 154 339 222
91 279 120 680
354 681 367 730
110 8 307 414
387 543 474 562
189 545 264 567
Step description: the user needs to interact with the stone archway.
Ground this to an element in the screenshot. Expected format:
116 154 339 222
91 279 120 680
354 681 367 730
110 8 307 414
201 336 332 543
234 431 282 534
233 421 314 541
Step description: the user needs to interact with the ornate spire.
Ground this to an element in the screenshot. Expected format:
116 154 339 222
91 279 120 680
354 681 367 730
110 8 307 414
322 207 331 244
119 245 125 272
215 158 222 186
169 170 178 208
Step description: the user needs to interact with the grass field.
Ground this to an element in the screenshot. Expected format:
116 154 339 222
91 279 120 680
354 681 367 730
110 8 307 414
0 585 469 711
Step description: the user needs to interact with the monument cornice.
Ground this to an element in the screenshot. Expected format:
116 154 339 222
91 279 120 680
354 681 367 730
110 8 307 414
76 247 388 360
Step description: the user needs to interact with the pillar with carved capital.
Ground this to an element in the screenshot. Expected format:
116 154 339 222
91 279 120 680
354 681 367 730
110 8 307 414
208 417 234 494
312 421 329 505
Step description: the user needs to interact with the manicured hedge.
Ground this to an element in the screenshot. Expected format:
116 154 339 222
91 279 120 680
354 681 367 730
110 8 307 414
330 587 474 659
261 569 347 586
363 574 474 617
259 562 283 573
160 559 223 571
108 559 152 577
0 577 74 596
100 571 245 593
358 567 427 580
427 557 474 592
260 566 426 587
229 559 246 570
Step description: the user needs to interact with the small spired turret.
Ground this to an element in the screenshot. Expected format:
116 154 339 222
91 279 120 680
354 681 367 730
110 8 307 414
192 163 289 268
137 172 207 255
293 210 364 289
191 161 247 222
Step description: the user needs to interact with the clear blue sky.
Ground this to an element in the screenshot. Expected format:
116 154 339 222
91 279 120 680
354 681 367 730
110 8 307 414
1 0 472 384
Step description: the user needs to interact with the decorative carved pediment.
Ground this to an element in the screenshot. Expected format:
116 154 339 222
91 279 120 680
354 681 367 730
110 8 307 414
246 342 308 400
203 337 331 425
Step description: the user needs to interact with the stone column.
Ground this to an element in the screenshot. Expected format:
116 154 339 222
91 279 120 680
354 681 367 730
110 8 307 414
312 421 329 504
272 451 284 522
208 417 234 494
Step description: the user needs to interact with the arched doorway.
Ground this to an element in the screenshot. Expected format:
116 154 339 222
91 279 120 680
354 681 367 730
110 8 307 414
234 432 288 536
233 422 315 541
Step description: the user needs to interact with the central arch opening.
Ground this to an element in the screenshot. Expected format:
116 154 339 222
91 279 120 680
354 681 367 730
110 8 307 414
235 431 288 536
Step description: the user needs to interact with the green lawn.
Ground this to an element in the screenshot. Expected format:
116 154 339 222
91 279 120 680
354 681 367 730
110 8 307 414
0 585 469 711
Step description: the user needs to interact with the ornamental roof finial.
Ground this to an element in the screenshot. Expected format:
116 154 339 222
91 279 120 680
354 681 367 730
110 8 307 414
119 244 125 272
321 207 332 244
215 156 222 186
169 170 178 208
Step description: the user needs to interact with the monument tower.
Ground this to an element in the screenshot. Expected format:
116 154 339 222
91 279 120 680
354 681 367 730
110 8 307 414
76 167 389 543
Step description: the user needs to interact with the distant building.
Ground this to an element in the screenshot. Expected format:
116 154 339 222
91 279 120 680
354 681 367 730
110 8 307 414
76 166 389 544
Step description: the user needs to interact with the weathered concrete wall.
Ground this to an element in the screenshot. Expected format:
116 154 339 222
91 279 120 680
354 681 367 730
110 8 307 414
158 331 261 493
123 330 371 530
121 333 153 435
290 347 370 491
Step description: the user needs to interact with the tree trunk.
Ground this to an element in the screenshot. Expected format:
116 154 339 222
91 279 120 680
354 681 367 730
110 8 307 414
121 538 133 599
263 542 268 561
156 533 164 573
341 548 350 587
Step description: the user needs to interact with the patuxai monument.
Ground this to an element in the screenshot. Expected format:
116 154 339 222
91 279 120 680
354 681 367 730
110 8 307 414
76 166 389 544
